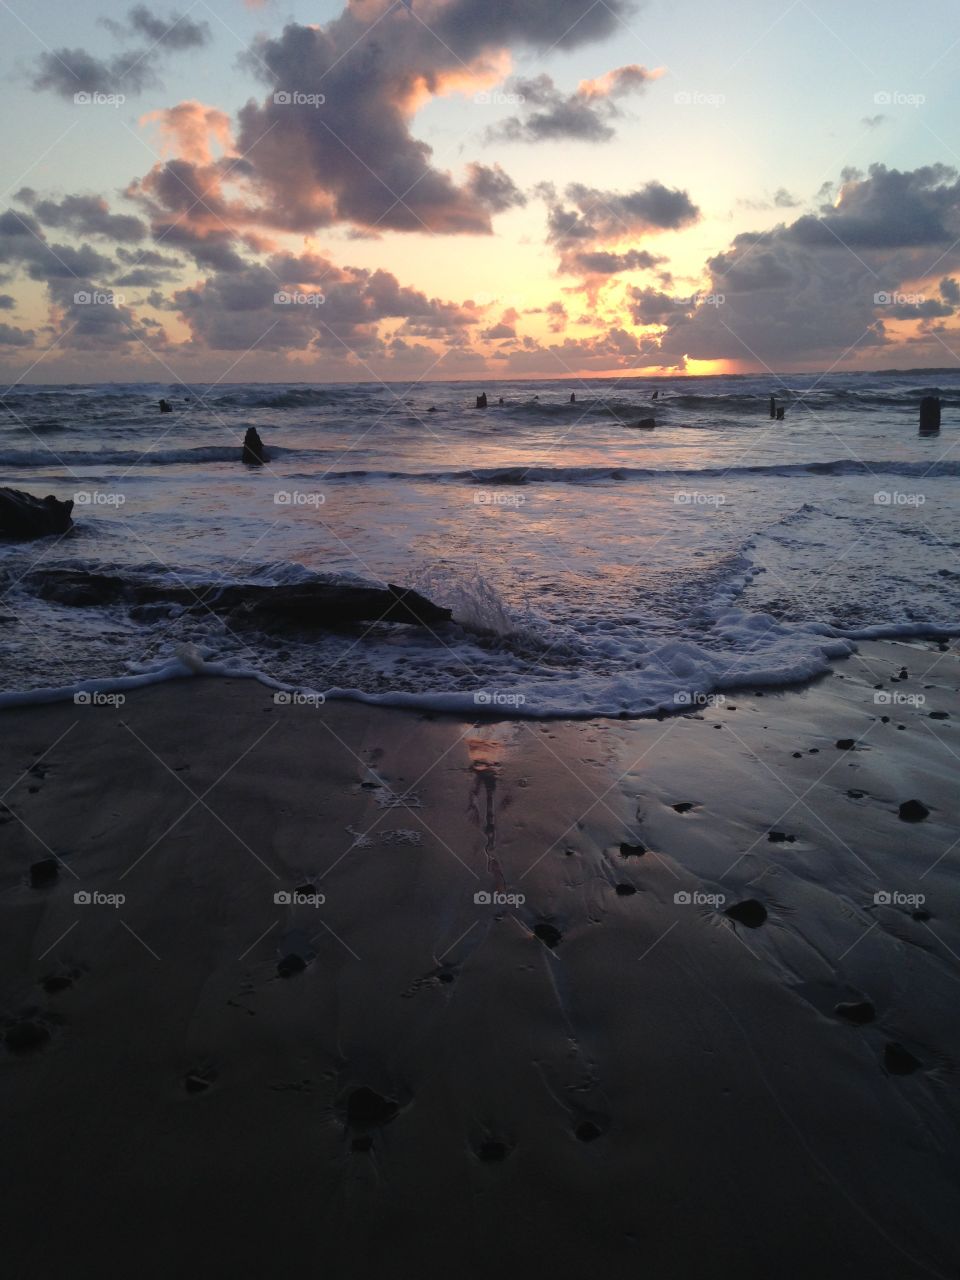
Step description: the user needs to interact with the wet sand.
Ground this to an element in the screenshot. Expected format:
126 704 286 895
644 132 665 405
1 638 959 1278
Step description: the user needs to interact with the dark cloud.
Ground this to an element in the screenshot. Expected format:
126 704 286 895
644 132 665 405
0 294 15 309
656 165 960 365
234 1 635 235
173 250 480 355
788 163 960 249
33 7 210 99
567 248 664 275
487 65 656 144
0 208 114 283
21 193 147 243
0 322 34 346
547 181 700 250
101 6 211 51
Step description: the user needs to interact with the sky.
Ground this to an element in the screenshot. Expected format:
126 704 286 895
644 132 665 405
1 0 960 383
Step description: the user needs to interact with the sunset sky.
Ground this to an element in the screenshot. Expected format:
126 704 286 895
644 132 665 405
2 0 960 382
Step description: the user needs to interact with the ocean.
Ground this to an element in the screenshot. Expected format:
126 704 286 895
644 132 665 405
2 371 958 716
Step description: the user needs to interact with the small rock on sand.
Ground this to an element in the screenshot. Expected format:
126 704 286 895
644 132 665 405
768 831 795 843
834 1000 876 1025
836 738 856 750
898 800 930 822
534 922 562 948
671 802 695 813
883 1043 922 1075
29 858 59 887
346 1087 399 1128
4 1019 50 1054
277 953 307 978
615 883 637 896
619 842 646 857
725 899 767 928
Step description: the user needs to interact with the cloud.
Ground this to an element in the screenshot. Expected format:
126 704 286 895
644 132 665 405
0 294 16 310
101 6 211 51
655 164 960 366
487 64 658 143
18 192 147 243
0 322 34 346
32 7 211 99
172 249 481 356
788 163 960 249
861 114 887 129
233 0 636 235
0 208 115 283
547 181 701 248
566 248 665 276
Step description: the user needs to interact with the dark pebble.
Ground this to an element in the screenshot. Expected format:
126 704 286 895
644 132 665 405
477 1140 510 1162
929 711 949 720
880 715 890 723
437 970 454 984
30 858 60 888
534 922 562 948
809 748 819 754
898 668 909 679
898 800 929 822
347 1087 399 1128
792 751 802 758
619 842 646 857
615 883 637 896
671 802 695 813
884 1042 922 1076
725 899 767 928
5 1020 50 1054
847 789 865 799
767 831 795 843
41 975 72 994
836 738 855 750
834 1000 876 1025
277 953 307 978
912 908 931 922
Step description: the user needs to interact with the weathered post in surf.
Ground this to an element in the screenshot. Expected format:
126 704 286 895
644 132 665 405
919 395 941 435
476 393 488 408
776 406 785 421
769 394 776 419
242 426 268 465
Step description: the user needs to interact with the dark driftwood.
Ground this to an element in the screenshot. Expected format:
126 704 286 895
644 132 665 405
0 487 74 539
32 570 451 629
920 396 941 434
